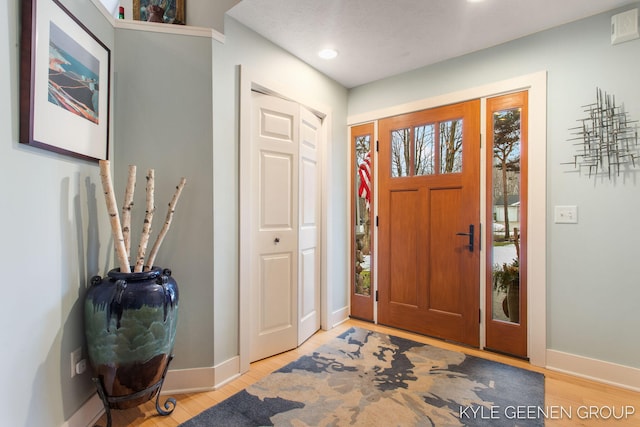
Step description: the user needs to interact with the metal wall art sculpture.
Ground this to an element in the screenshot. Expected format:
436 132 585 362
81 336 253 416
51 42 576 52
566 88 638 179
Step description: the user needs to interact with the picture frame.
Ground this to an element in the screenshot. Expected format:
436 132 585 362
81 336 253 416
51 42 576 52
133 0 186 25
20 0 111 162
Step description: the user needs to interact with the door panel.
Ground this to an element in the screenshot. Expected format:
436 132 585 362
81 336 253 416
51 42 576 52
250 92 299 362
378 100 480 347
388 189 421 307
298 107 321 345
260 253 293 331
428 187 463 314
261 152 293 228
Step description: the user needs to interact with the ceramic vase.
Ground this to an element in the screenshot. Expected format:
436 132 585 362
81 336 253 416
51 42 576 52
84 266 178 409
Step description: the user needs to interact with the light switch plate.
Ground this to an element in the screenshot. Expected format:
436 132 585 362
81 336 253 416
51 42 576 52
554 205 578 224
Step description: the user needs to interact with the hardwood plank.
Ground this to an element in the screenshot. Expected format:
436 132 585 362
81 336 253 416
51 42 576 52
93 319 640 426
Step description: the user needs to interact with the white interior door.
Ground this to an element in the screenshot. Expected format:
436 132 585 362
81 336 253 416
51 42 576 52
298 107 321 345
249 92 299 362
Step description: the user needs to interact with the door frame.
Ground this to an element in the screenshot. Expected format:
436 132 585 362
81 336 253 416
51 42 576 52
239 66 332 373
347 71 547 367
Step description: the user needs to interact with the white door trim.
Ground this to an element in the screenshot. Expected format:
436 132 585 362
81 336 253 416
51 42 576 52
239 65 332 373
347 71 547 367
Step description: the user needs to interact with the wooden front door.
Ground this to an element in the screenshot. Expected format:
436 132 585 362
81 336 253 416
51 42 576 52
378 100 481 347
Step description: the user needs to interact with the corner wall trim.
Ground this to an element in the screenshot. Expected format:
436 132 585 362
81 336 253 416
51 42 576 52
162 366 216 394
546 349 640 392
330 305 349 329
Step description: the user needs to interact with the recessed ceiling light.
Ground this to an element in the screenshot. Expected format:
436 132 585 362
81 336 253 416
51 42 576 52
318 48 338 59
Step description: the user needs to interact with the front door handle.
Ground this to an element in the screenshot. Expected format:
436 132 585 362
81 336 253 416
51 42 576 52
456 224 474 252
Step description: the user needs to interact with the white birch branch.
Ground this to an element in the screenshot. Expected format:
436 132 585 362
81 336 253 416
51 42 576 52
98 160 131 273
145 177 187 271
134 169 155 272
121 164 137 264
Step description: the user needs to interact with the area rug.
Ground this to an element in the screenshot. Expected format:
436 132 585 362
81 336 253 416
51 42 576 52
180 327 544 426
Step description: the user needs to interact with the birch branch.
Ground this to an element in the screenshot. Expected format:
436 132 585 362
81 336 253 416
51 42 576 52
145 177 187 271
121 165 137 264
134 169 155 272
98 160 130 273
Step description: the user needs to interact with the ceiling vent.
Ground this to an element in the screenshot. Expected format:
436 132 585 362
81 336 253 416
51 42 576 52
611 8 639 45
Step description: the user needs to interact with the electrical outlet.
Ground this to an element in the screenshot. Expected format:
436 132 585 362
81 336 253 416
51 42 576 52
75 359 87 376
71 347 82 378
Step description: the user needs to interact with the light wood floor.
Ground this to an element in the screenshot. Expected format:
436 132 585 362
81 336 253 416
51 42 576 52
94 319 640 426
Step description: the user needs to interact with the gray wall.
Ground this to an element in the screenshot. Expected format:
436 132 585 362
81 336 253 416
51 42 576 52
2 0 115 425
2 2 347 425
4 1 638 425
113 29 215 370
349 4 640 368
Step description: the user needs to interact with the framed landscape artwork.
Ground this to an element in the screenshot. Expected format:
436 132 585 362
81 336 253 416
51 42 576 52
133 0 186 25
20 0 111 162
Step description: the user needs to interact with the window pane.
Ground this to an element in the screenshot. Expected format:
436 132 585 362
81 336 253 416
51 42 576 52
414 124 435 176
391 128 410 177
439 119 463 173
491 108 521 323
354 135 371 296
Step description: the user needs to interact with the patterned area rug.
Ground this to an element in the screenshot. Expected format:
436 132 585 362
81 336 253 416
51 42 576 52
180 327 544 426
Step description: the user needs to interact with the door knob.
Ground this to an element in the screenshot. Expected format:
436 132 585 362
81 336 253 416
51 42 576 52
274 237 280 244
456 224 474 252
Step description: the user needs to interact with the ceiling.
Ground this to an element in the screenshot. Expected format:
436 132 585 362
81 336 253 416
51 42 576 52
227 0 635 88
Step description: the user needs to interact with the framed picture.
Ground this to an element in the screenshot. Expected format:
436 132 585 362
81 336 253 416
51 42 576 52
20 0 111 162
133 0 186 25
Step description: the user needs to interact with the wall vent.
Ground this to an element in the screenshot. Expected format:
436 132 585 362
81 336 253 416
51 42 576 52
611 8 639 45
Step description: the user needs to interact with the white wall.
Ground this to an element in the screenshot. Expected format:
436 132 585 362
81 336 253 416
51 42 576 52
1 0 115 425
348 4 640 370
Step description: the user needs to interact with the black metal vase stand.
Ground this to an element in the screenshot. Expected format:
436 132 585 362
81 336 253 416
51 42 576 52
92 355 177 427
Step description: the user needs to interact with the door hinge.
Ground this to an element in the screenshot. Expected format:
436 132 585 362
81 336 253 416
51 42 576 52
376 216 379 227
376 140 379 152
478 223 481 251
479 308 482 323
375 290 379 302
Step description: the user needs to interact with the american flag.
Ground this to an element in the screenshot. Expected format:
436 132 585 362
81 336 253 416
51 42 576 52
358 151 371 210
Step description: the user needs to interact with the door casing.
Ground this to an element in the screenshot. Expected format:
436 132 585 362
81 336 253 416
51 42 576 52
347 71 547 367
239 66 332 372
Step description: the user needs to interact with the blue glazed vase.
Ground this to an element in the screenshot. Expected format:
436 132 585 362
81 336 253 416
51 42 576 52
84 266 179 409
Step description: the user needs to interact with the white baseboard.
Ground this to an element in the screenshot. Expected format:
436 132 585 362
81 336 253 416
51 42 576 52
67 356 243 426
61 393 104 427
546 349 640 392
162 356 241 393
330 305 349 328
213 356 241 389
163 366 216 394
